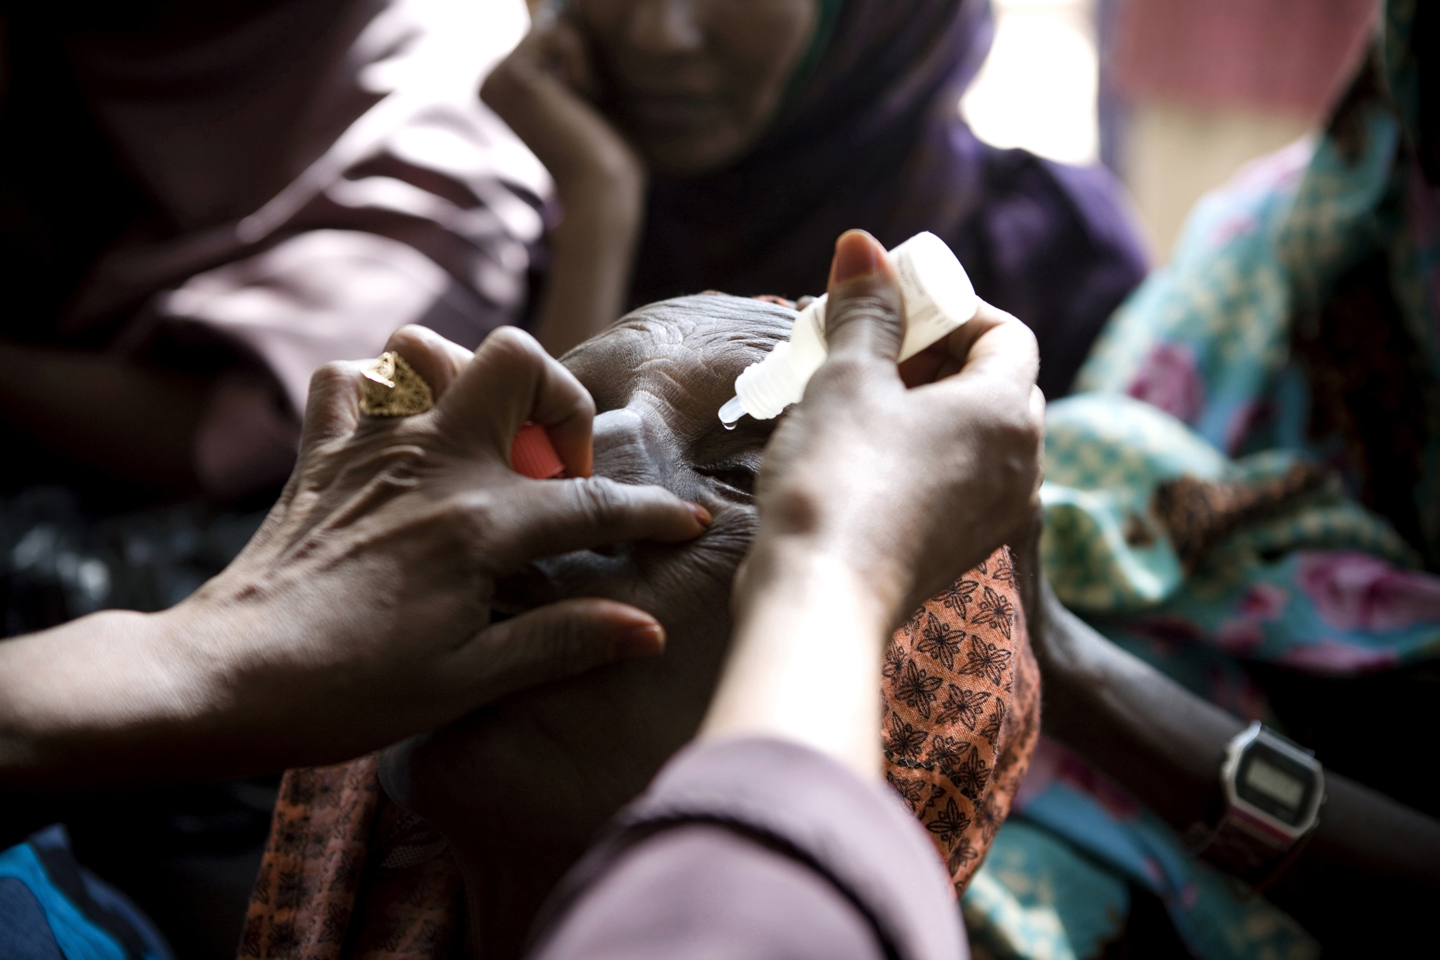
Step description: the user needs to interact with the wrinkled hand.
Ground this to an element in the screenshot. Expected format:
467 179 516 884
173 324 706 769
748 230 1045 624
482 9 643 199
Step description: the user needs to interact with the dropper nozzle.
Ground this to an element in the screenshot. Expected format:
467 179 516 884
718 395 745 427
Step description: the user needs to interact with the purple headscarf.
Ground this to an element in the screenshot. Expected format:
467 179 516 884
629 0 1148 397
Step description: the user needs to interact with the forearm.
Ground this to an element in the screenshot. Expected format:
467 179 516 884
0 341 205 490
0 607 218 788
535 174 645 357
701 539 900 778
1036 589 1238 826
1036 588 1440 938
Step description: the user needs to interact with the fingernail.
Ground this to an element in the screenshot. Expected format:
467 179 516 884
830 230 881 285
614 622 666 658
685 501 713 527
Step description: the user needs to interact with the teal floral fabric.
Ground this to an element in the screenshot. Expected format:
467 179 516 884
963 742 1319 960
1051 0 1440 670
964 2 1440 957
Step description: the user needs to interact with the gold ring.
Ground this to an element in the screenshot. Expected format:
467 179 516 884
360 351 434 417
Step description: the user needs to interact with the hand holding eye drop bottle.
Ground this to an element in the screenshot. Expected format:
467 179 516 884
718 232 979 425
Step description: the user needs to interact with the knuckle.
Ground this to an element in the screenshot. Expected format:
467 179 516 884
827 293 901 331
977 300 1024 329
1005 318 1041 363
310 360 359 394
450 490 501 544
973 388 1045 492
1011 402 1046 448
384 324 432 355
539 605 601 662
990 383 1045 444
571 385 597 420
1001 424 1044 477
1014 317 1040 351
480 325 542 365
570 477 628 532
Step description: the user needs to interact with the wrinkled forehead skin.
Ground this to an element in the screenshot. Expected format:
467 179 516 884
381 295 795 872
563 294 794 429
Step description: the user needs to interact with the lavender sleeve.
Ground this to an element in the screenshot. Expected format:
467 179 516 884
526 737 968 960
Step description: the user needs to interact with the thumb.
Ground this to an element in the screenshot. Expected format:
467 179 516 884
822 229 905 364
448 599 667 707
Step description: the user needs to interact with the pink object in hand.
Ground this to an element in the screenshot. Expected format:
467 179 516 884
511 422 566 480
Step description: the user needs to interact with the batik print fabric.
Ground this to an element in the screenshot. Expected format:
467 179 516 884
963 4 1438 959
240 550 1038 958
882 549 1040 895
241 757 462 960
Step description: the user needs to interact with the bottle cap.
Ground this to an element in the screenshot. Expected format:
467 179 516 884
511 421 566 479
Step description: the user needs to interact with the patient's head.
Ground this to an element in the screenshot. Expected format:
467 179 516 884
379 294 791 940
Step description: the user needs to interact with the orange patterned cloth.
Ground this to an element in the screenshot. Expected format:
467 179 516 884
240 758 463 959
242 547 1038 958
882 547 1039 893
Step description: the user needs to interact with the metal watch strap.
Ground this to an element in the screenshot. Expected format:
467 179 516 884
1197 804 1294 885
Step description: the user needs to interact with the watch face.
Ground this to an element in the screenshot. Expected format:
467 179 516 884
1236 742 1317 827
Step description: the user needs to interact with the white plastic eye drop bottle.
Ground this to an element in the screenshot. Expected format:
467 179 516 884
718 232 979 425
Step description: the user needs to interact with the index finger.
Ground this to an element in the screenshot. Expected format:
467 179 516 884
382 325 475 401
434 326 597 478
899 301 1040 390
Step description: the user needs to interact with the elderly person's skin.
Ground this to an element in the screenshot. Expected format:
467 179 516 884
383 245 1043 958
0 323 711 790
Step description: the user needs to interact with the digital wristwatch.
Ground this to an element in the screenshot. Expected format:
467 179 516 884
1191 721 1324 889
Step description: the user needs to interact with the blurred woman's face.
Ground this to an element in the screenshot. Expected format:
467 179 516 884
577 0 820 175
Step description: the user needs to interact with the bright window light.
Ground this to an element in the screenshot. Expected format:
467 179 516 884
961 0 1100 166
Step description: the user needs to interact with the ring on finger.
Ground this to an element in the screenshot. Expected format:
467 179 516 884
360 351 434 417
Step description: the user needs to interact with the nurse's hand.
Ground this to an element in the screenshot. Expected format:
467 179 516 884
0 325 706 787
748 229 1044 624
705 229 1042 775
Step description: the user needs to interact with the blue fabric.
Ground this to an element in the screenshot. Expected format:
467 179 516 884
0 877 66 960
0 828 172 960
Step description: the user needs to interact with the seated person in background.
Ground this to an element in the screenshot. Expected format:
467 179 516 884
1 0 546 505
486 0 1148 395
239 292 1041 960
963 3 1440 957
0 3 545 954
